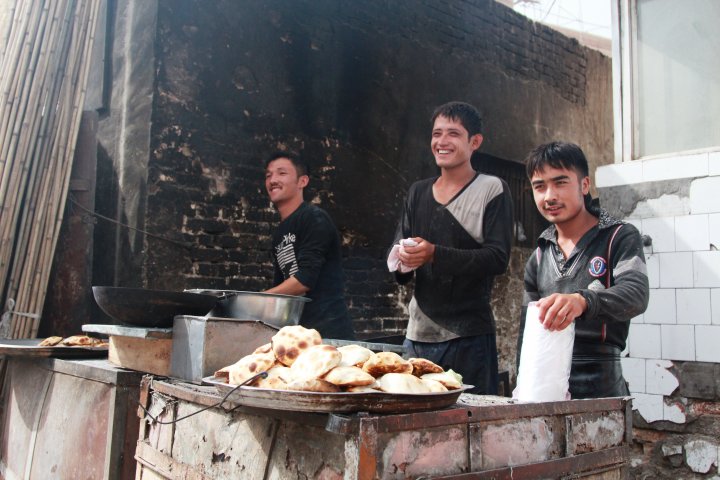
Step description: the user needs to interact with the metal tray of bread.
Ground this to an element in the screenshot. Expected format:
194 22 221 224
202 376 472 413
0 339 108 358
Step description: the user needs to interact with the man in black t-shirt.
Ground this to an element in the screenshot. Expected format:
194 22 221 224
263 151 355 340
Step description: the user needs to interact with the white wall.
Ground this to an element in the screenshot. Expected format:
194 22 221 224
597 150 720 423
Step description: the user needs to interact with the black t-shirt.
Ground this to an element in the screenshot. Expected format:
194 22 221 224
271 202 355 340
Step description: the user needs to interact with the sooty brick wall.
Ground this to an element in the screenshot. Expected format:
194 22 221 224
135 0 611 360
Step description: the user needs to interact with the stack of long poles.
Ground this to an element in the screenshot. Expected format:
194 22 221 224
0 0 100 339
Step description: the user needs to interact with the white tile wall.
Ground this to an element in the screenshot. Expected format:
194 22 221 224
690 177 720 215
645 254 660 289
629 324 661 359
659 253 694 288
630 195 690 219
645 359 678 395
663 400 687 424
645 289 677 324
696 326 720 362
694 251 720 288
621 357 646 393
632 393 664 423
675 215 709 252
709 214 720 250
595 162 644 187
642 218 675 252
710 152 720 176
676 289 711 325
599 154 720 369
661 325 696 361
712 289 720 325
643 154 709 183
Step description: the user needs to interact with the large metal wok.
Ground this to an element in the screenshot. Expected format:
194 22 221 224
92 286 218 328
185 289 309 328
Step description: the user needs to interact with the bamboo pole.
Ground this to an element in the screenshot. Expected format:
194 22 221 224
31 0 98 337
6 0 69 337
0 1 58 299
0 0 56 282
1 0 100 338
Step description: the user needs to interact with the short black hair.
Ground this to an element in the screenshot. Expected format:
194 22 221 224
525 141 589 179
264 151 309 177
431 101 483 137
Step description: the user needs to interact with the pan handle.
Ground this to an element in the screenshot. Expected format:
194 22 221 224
184 289 238 301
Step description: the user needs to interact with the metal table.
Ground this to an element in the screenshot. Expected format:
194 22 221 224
135 378 631 479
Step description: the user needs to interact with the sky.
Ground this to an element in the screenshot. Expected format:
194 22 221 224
511 0 612 39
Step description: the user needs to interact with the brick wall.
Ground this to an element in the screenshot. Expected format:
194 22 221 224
90 0 611 374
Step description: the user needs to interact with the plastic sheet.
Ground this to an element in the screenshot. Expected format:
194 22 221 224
513 302 575 402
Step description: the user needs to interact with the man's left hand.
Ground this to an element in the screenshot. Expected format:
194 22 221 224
397 237 435 269
536 293 587 331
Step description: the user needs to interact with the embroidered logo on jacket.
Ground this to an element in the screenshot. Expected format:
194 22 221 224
588 256 607 277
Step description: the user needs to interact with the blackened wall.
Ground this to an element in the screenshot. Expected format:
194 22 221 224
94 0 612 378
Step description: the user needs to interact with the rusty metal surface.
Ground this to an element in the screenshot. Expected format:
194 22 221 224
150 377 330 427
566 410 627 455
137 379 632 480
459 395 631 423
429 446 628 479
204 376 471 414
0 338 108 358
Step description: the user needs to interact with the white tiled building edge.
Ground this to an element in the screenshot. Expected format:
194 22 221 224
598 151 720 424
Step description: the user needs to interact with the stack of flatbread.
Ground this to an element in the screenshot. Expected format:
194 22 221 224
214 325 463 394
38 335 108 347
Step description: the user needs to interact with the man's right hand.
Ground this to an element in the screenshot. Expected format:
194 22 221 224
536 293 587 331
264 276 310 296
397 237 436 268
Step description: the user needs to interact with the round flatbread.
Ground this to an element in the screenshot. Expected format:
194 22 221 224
227 351 276 385
409 357 444 377
362 352 413 378
253 364 292 390
290 344 341 381
421 372 462 390
344 384 381 393
323 366 376 387
38 336 63 347
272 325 322 366
253 342 273 354
421 378 448 392
61 335 100 346
286 377 340 393
375 373 431 394
337 344 374 367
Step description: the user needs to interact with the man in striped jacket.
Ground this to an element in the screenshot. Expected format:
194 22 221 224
519 141 649 398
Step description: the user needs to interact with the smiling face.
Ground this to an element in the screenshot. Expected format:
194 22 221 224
264 157 308 207
430 115 483 171
530 165 590 226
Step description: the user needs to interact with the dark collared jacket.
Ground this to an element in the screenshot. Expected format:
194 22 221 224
520 209 649 354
